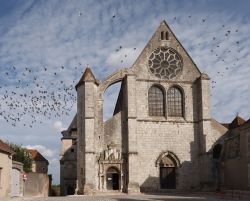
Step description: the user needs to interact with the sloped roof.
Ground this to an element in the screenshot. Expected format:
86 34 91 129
27 149 49 164
132 20 202 78
75 67 99 89
229 115 246 129
0 139 15 155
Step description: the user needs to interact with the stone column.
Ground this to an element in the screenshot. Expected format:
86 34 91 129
126 74 140 193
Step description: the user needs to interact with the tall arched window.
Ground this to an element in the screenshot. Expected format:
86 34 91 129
148 85 165 116
167 87 183 117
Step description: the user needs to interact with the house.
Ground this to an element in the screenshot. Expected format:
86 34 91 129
24 149 51 197
27 149 49 174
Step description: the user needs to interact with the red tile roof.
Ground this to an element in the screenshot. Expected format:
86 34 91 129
27 149 49 164
0 139 15 155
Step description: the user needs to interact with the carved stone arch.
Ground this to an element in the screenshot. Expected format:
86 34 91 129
149 83 166 95
167 84 185 97
155 151 181 167
107 166 120 174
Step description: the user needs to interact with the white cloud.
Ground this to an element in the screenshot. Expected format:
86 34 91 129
24 144 57 158
52 121 66 133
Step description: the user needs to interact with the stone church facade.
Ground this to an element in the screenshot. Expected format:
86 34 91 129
60 20 227 195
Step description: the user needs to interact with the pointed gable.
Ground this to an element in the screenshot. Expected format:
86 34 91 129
75 67 99 89
229 116 246 129
132 20 201 82
27 149 49 165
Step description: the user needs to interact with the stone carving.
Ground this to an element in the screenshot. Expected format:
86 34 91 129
99 145 122 162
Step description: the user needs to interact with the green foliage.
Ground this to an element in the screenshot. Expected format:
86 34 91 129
51 185 60 196
9 143 32 173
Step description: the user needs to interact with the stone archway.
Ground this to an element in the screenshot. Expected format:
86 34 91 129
156 151 181 189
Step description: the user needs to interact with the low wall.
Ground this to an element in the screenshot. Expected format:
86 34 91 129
24 173 49 197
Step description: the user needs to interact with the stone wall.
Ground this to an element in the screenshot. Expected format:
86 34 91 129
0 153 12 198
136 121 200 190
24 173 49 197
104 112 122 149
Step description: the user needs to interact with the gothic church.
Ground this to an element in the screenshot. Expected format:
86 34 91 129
60 20 227 195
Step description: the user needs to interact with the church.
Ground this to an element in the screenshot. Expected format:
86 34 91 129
59 20 228 195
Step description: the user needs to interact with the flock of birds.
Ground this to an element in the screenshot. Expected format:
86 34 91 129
0 65 77 127
0 12 243 128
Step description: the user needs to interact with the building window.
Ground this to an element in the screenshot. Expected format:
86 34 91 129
148 85 165 116
71 148 74 153
167 87 183 117
161 31 164 40
160 31 169 40
165 32 169 40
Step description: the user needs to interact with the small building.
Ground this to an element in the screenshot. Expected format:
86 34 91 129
24 149 51 197
218 116 250 190
0 139 15 198
27 149 49 173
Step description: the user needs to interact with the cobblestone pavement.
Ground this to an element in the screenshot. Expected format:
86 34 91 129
2 193 249 201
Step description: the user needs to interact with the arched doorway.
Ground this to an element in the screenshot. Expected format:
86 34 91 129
156 152 180 189
106 167 119 190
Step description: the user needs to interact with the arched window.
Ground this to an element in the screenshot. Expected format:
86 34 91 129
148 85 165 116
167 87 183 117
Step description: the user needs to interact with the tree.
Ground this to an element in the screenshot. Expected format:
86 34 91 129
9 143 32 173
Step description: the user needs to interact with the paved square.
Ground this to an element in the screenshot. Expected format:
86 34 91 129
2 193 249 201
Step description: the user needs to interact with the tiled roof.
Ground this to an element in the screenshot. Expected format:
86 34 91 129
27 149 49 164
0 139 15 155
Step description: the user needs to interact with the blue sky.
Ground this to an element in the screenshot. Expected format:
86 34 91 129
0 0 250 184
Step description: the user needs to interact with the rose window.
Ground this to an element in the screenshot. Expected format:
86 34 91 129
148 47 183 79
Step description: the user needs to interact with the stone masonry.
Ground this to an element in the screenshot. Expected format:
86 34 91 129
60 20 227 195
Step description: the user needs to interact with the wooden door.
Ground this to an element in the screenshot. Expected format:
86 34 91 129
160 167 176 189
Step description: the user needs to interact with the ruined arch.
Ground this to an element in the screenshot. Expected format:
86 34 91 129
99 68 130 96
